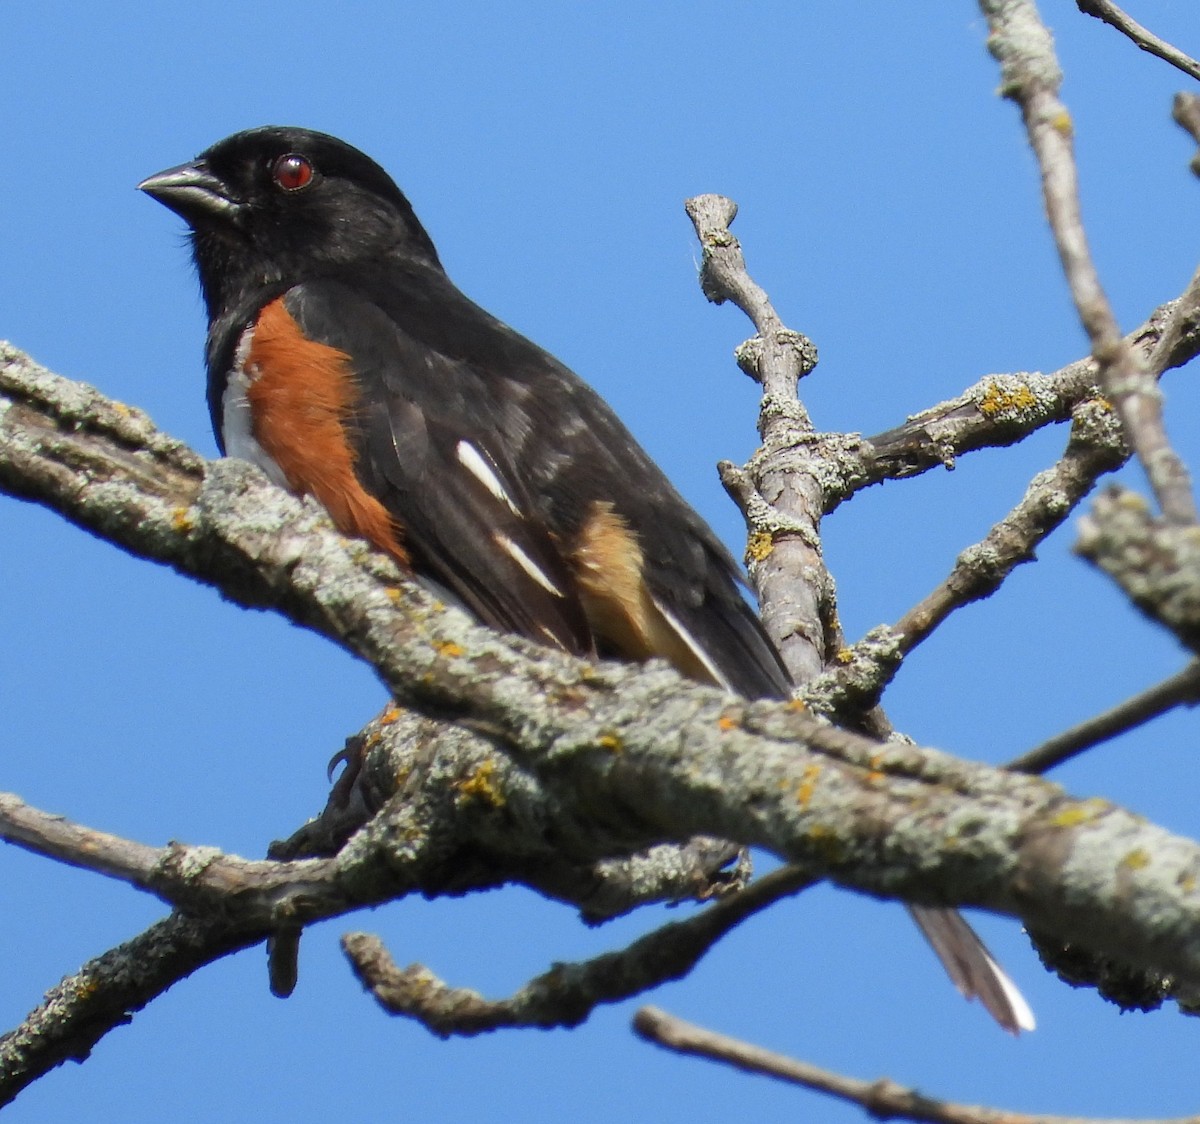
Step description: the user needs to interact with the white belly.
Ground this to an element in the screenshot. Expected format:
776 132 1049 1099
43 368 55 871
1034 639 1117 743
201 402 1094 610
221 323 291 491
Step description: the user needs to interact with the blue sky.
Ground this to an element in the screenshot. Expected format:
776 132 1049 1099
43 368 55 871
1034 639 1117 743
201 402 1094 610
4 4 1200 1121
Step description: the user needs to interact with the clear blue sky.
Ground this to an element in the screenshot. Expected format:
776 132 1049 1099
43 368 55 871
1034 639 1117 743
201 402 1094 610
4 4 1200 1121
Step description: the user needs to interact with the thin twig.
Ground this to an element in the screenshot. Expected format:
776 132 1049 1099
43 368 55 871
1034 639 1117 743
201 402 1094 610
828 295 1200 511
0 791 342 916
1148 266 1200 381
983 0 1198 526
1076 0 1200 83
805 396 1126 716
344 865 816 1035
1009 660 1200 774
634 1005 1200 1124
891 398 1124 655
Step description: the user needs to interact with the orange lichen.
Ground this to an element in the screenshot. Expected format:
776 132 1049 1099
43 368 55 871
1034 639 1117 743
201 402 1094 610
745 532 774 563
978 381 1038 418
379 703 402 726
458 760 505 807
796 763 821 807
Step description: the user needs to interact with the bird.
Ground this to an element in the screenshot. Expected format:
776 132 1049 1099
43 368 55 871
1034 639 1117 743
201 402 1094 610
138 126 1033 1032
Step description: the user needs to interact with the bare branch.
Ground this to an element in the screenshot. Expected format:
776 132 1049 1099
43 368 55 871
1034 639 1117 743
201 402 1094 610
838 295 1200 506
982 0 1197 525
344 864 815 1035
1076 0 1200 83
893 401 1122 647
1009 661 1200 774
807 278 1200 720
679 185 1200 724
634 1005 1200 1124
684 195 833 683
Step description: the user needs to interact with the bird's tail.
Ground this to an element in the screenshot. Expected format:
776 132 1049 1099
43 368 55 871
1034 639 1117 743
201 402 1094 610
907 904 1036 1033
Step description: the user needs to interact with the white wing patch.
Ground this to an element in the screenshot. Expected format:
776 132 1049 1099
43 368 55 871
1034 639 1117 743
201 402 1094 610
457 440 521 516
651 596 733 691
493 532 564 597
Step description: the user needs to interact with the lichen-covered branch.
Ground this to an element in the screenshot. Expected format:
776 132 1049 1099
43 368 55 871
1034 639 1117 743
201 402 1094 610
822 294 1200 513
805 388 1128 716
7 347 1200 996
982 0 1197 525
684 195 834 684
343 864 815 1036
0 698 748 1101
0 913 259 1106
1076 486 1200 653
679 187 1200 725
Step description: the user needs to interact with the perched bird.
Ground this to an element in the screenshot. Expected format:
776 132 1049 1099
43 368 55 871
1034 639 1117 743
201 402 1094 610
139 126 788 699
139 126 1033 1032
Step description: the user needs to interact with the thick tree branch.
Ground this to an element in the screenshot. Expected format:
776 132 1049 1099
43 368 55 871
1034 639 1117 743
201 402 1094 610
982 0 1197 525
7 347 1200 997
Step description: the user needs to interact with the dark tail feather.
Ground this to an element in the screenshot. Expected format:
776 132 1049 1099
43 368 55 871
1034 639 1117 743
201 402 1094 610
908 905 1036 1033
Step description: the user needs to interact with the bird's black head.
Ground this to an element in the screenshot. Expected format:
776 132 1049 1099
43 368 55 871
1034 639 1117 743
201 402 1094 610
139 126 442 319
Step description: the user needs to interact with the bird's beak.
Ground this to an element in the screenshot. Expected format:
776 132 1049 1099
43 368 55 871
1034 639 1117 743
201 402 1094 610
137 160 241 223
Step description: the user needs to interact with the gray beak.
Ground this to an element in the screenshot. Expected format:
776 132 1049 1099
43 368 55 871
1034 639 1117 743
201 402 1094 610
137 160 241 223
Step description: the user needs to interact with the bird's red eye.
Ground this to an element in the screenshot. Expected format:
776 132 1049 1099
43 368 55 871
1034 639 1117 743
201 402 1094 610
271 153 314 192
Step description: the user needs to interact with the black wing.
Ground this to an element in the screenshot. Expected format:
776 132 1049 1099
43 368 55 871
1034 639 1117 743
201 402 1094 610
279 282 593 653
285 267 791 700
